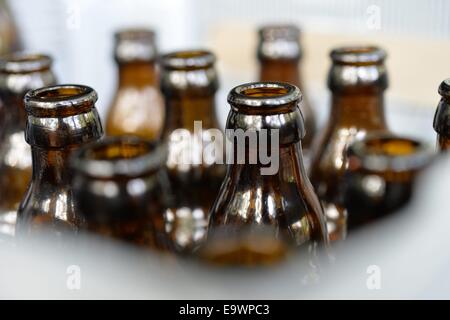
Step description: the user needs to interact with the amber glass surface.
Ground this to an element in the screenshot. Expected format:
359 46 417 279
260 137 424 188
198 225 290 267
342 134 433 229
433 78 450 151
71 136 172 251
258 25 316 150
0 53 56 240
309 46 389 241
106 29 164 141
0 0 21 54
160 50 226 253
15 85 103 238
209 82 328 261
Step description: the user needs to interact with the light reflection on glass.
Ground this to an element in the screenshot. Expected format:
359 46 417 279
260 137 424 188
4 132 32 169
289 215 311 246
228 190 251 221
0 210 17 238
165 206 208 249
110 87 164 135
54 193 68 222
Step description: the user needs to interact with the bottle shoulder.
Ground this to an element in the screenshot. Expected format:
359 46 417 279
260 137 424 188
209 169 326 245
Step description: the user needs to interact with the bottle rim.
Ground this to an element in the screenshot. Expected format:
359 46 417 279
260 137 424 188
227 82 301 109
347 133 434 173
114 28 155 41
114 28 157 63
160 49 215 70
257 24 301 61
71 136 167 178
0 52 52 73
24 84 98 117
330 45 386 65
258 24 300 41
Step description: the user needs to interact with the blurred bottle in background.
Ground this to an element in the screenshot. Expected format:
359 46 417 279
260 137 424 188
106 29 164 141
257 25 316 153
15 85 103 238
160 50 226 253
0 0 20 55
433 78 450 151
209 82 328 258
0 53 55 240
71 136 173 251
309 46 389 242
342 134 434 230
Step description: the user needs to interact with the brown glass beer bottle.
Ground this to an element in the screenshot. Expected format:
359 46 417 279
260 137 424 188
0 0 21 54
106 29 164 141
160 50 226 253
15 85 103 237
257 25 316 150
309 46 389 241
71 136 172 251
208 82 328 253
433 78 450 151
343 134 433 229
0 53 56 239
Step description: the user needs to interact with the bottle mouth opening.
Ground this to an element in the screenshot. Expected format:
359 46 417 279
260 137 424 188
161 50 215 70
228 82 301 110
348 134 434 172
0 53 52 73
330 46 386 65
71 136 167 178
258 24 300 41
438 78 450 99
25 84 97 117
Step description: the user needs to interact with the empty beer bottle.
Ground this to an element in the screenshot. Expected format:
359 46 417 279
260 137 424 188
71 136 172 251
310 46 389 241
433 78 450 151
106 29 164 141
160 50 226 253
209 82 328 253
0 53 56 239
15 85 103 237
343 134 434 229
257 25 316 151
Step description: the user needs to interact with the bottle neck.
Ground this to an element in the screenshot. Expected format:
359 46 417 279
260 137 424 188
117 61 157 87
227 140 308 185
330 91 387 129
30 146 74 189
259 59 301 87
163 94 218 132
